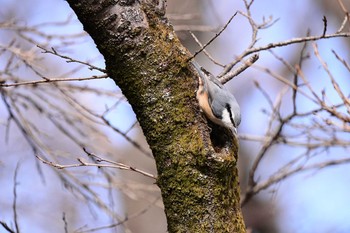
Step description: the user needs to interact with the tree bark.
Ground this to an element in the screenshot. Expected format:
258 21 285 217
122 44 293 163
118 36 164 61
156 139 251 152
65 0 246 232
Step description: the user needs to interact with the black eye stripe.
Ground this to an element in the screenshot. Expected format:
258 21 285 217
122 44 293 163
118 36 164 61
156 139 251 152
225 104 236 127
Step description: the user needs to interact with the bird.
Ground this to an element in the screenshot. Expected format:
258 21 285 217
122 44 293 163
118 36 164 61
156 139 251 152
192 61 241 135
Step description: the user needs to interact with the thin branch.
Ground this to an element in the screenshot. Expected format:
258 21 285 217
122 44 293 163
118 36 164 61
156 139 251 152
0 74 108 87
0 222 15 233
188 31 224 67
124 120 138 135
36 153 156 179
337 0 350 33
245 0 255 9
1 91 38 155
13 163 21 233
322 16 327 37
245 32 350 57
219 53 259 83
83 149 156 179
219 32 350 78
332 49 350 73
293 31 310 114
253 81 275 118
37 46 106 73
312 43 350 113
242 156 350 206
100 114 153 157
188 11 238 61
62 213 68 233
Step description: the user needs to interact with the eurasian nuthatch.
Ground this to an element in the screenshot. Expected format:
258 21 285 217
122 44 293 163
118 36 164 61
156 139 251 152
192 61 241 135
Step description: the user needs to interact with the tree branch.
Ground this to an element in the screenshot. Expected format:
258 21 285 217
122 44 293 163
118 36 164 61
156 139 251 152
35 153 156 179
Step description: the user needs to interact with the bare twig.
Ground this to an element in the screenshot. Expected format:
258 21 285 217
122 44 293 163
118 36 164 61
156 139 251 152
332 49 350 72
242 156 350 205
312 43 350 114
337 0 350 33
0 74 108 87
0 222 15 233
293 31 310 114
1 91 39 155
188 11 238 61
13 163 21 233
322 16 327 37
219 32 350 78
36 153 156 179
245 32 350 56
100 114 153 157
62 213 68 233
37 46 106 73
219 54 259 83
188 31 224 67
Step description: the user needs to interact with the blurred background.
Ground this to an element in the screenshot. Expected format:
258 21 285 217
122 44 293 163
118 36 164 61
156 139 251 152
0 0 349 232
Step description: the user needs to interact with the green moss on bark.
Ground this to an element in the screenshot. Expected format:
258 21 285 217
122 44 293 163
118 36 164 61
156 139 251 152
66 1 246 232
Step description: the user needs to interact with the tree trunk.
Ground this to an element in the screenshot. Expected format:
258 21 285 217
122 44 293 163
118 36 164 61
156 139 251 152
65 0 246 232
